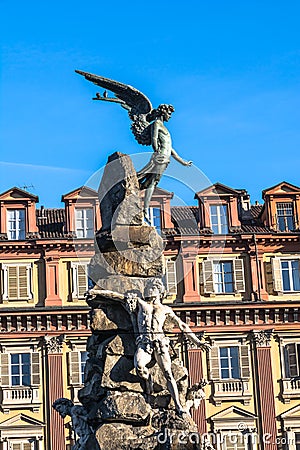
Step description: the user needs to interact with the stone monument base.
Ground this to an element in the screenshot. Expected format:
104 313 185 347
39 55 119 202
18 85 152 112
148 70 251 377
95 410 200 450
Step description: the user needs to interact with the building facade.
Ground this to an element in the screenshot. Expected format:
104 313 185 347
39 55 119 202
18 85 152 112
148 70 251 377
0 181 300 449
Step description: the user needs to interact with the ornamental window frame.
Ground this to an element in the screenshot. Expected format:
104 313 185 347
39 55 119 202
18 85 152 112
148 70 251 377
209 339 251 406
209 204 229 235
7 208 26 240
201 257 245 295
70 261 89 300
271 256 300 293
74 207 94 239
1 263 33 302
276 202 295 232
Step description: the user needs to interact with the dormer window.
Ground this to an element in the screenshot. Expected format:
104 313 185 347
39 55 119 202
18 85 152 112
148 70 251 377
276 202 294 231
7 209 25 240
210 204 228 234
147 207 161 233
75 208 94 238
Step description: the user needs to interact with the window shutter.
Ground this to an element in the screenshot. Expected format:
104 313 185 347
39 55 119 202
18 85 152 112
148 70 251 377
166 260 177 295
8 266 18 299
240 345 250 378
68 351 81 385
209 346 220 380
19 266 28 298
202 260 215 293
234 259 245 292
286 343 299 377
77 265 88 298
272 258 283 292
0 353 10 386
31 352 41 385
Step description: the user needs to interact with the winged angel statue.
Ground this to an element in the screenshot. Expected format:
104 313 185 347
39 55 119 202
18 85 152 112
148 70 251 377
76 70 192 221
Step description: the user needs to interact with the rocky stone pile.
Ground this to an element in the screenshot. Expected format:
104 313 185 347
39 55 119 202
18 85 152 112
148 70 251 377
78 153 201 449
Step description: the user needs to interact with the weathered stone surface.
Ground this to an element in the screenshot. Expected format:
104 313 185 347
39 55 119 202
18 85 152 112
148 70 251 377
87 275 162 302
101 353 143 392
94 225 164 277
95 423 158 450
90 304 132 331
95 413 201 450
98 152 143 232
97 391 151 423
106 334 136 357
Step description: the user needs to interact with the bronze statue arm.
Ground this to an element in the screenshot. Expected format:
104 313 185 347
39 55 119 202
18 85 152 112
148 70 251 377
87 288 125 303
171 148 192 166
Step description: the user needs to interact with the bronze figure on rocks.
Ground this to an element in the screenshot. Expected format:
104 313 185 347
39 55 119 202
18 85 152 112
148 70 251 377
75 70 192 221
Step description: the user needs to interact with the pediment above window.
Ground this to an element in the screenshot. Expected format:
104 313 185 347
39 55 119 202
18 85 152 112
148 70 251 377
211 405 257 431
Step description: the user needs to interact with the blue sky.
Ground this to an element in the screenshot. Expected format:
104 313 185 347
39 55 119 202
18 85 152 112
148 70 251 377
1 1 300 207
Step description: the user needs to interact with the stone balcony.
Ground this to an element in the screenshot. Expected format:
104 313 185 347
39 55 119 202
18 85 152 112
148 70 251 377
1 387 40 413
281 378 300 403
212 379 251 406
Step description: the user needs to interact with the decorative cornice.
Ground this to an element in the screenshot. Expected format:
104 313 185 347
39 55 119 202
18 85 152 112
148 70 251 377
44 335 65 354
251 329 274 347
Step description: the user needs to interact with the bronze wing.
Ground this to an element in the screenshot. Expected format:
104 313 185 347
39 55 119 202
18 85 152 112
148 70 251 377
75 70 152 118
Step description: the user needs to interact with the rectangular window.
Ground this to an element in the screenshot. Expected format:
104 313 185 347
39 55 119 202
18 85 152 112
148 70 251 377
147 207 161 233
2 264 32 301
223 434 246 450
281 260 300 292
210 204 228 234
213 261 234 293
10 442 33 450
80 351 88 384
7 209 25 240
295 433 300 450
286 343 300 377
219 347 240 379
71 262 88 299
10 353 31 386
277 202 294 231
165 259 177 295
75 208 94 238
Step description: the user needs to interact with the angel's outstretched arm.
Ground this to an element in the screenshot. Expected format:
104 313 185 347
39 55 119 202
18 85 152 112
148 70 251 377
171 148 192 166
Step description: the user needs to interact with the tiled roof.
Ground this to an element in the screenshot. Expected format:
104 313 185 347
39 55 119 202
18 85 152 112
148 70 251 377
36 208 66 238
169 205 270 235
170 206 200 235
250 204 263 219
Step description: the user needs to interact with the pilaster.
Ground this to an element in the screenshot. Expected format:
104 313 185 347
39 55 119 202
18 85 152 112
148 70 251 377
251 330 278 450
45 255 62 306
187 347 207 434
45 335 65 450
181 250 200 302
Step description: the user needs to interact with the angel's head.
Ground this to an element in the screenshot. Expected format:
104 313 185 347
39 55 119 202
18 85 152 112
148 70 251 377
155 104 175 122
